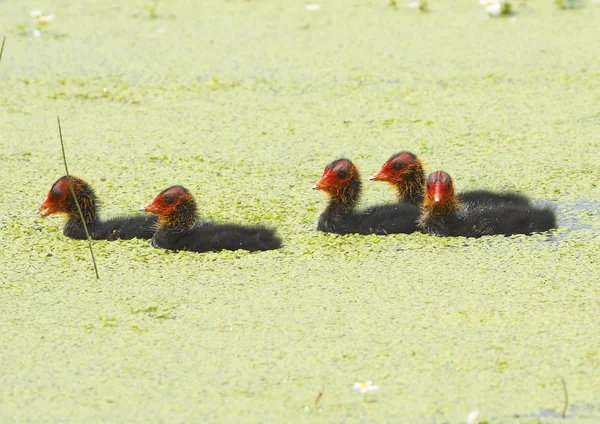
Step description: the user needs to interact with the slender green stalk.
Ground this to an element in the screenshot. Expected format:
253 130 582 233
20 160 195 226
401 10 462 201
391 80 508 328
561 377 568 418
57 116 99 279
0 37 6 66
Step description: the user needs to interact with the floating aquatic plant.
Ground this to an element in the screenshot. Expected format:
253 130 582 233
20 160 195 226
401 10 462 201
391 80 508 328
16 10 56 37
480 0 512 17
30 10 55 37
144 0 160 19
466 409 491 424
555 0 585 8
407 0 429 11
352 380 379 394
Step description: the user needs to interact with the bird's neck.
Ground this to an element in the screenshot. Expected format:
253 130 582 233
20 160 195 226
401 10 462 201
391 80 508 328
159 202 197 231
325 177 361 215
66 190 98 224
398 166 426 203
420 195 461 218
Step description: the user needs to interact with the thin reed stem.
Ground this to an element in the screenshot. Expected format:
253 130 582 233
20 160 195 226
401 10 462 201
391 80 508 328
57 116 99 279
0 37 6 66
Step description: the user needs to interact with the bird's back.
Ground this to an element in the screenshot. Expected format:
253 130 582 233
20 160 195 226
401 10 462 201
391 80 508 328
318 203 419 235
153 222 281 252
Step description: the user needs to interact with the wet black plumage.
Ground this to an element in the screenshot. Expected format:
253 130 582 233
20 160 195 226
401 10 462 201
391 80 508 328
317 203 420 235
38 176 157 240
315 158 419 235
141 186 281 253
372 152 532 208
62 215 158 241
419 171 556 237
152 223 281 252
458 190 531 208
420 203 556 237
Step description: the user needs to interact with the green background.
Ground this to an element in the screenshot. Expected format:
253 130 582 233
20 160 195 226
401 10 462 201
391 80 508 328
1 0 599 422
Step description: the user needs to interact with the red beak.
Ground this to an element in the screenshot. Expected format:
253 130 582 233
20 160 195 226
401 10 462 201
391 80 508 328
369 167 390 182
37 194 55 217
313 172 332 191
140 196 161 214
430 182 445 203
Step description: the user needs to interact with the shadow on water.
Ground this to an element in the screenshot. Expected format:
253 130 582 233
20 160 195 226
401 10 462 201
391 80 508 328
514 402 600 421
548 200 600 242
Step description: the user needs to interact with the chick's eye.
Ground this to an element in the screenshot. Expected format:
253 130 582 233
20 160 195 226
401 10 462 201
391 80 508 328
393 163 403 171
51 189 61 200
164 196 174 205
337 171 347 179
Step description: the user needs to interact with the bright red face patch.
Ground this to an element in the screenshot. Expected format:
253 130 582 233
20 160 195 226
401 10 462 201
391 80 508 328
142 186 192 218
37 177 71 217
314 159 354 193
425 171 454 205
371 152 417 182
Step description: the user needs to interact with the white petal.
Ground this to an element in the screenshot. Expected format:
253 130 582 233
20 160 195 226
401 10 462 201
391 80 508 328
485 1 502 15
44 14 55 21
407 1 420 8
33 29 42 37
370 385 379 391
305 4 320 11
352 382 362 391
30 10 42 17
467 410 480 424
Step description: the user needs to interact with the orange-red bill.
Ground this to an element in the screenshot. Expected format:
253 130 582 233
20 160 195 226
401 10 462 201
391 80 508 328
140 197 161 214
37 194 55 217
369 168 390 182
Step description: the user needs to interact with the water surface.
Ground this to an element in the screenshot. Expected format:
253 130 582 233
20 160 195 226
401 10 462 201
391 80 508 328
1 0 599 422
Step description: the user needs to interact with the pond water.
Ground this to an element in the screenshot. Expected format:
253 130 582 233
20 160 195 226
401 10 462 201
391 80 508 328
1 0 599 422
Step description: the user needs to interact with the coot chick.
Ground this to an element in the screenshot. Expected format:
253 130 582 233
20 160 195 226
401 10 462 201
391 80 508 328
418 171 556 237
140 186 281 252
370 151 531 207
313 158 419 235
38 176 157 240
370 151 426 204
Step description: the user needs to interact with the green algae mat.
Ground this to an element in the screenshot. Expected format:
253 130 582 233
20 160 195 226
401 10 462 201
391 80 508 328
1 0 599 422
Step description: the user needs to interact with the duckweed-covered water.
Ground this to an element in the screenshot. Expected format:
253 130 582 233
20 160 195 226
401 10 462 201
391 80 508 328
1 0 599 422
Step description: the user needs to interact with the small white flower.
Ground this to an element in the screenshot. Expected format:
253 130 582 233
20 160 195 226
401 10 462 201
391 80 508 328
467 410 480 424
407 1 420 7
33 29 42 37
30 10 43 17
352 380 379 394
305 4 320 11
483 0 502 16
39 14 55 24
